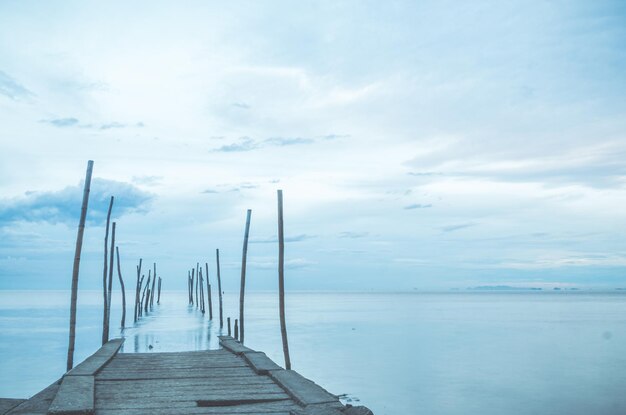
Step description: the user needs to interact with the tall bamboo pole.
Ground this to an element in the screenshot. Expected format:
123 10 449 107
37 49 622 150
239 209 252 344
66 160 94 372
101 196 114 345
216 249 223 328
134 259 142 322
150 263 156 308
157 277 162 304
116 246 126 328
104 222 116 342
277 190 291 369
195 262 200 307
206 262 213 320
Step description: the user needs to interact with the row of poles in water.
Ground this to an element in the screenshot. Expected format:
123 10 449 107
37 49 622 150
65 160 291 372
184 192 291 370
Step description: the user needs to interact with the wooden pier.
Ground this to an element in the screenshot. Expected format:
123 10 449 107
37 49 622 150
2 337 372 415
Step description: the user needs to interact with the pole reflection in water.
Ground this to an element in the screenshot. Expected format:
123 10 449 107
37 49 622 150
120 291 221 353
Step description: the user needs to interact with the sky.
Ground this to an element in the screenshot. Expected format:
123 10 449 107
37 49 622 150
0 0 625 291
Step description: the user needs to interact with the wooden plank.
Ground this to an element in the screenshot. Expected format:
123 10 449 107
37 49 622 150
219 336 254 355
67 339 123 376
270 370 337 406
115 350 234 359
47 375 94 415
95 393 289 409
243 352 283 375
96 399 298 414
7 380 61 415
0 399 25 414
96 366 258 381
95 378 276 390
96 383 286 398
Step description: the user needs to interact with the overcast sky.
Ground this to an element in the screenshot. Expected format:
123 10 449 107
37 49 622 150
1 0 625 290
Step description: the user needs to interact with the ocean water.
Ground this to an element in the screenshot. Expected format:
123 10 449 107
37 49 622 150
1 290 625 415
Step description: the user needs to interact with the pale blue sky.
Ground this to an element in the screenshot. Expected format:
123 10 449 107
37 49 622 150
1 0 625 290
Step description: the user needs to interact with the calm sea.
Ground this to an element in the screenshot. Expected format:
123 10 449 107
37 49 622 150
1 290 625 415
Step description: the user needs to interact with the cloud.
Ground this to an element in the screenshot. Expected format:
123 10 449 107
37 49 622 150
212 134 341 152
0 71 33 100
40 117 144 130
0 178 154 227
404 204 432 210
214 137 260 152
408 172 442 177
41 118 80 127
131 175 162 186
232 102 250 109
264 137 314 146
250 234 316 243
339 231 369 239
246 258 316 269
440 223 476 233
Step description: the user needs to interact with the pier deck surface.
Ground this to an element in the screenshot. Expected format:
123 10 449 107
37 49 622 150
4 337 372 415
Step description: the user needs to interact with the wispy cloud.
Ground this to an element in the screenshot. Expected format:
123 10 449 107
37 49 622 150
40 117 144 130
250 234 316 244
0 179 153 227
339 231 369 239
41 118 79 127
232 102 250 109
0 71 33 100
214 137 260 152
265 137 314 146
404 203 432 210
440 223 476 233
212 134 341 152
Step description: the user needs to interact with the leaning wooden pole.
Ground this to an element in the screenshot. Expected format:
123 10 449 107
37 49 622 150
239 209 252 344
150 263 157 308
101 196 114 345
277 190 292 369
157 277 162 304
206 262 213 320
104 221 116 342
66 160 94 372
216 249 223 328
134 259 142 322
116 246 126 328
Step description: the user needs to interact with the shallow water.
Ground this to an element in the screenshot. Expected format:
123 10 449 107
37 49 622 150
1 291 625 415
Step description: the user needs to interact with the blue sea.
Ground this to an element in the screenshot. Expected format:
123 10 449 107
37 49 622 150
1 290 625 415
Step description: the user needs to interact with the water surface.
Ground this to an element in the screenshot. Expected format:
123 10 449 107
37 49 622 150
1 290 625 415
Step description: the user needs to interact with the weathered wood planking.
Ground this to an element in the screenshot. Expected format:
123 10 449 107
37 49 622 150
0 399 25 415
5 337 372 414
5 380 60 415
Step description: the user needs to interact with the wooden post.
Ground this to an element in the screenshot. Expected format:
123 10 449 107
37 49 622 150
135 258 143 323
216 249 223 328
101 196 114 345
188 271 192 305
138 275 145 317
137 274 144 318
239 209 252 344
195 262 200 308
199 268 205 314
150 263 156 308
190 269 195 306
141 272 150 314
116 246 126 328
234 319 239 341
277 190 292 369
66 160 94 372
157 277 162 304
227 317 231 336
134 259 142 322
104 222 116 343
206 263 213 320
